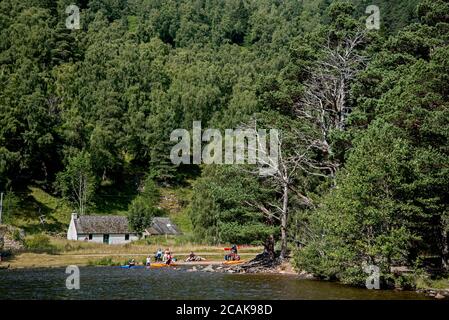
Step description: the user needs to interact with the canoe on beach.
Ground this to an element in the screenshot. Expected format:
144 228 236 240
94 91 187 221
223 260 245 265
149 263 178 268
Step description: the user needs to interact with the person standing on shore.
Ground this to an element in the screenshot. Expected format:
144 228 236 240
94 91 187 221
165 250 173 265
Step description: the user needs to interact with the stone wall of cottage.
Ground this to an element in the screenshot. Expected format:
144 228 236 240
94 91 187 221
0 225 24 252
0 225 6 253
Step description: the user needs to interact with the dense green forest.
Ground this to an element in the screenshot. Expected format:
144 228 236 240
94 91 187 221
1 0 448 286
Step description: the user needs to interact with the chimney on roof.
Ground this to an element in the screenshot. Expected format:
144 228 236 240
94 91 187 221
71 212 78 221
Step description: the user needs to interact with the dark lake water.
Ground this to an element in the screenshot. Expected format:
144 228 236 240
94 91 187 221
0 267 429 300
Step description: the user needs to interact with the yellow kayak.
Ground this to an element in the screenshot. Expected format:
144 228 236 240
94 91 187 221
223 260 245 265
149 263 178 268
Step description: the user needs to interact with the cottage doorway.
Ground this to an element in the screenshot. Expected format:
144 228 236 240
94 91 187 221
103 234 109 244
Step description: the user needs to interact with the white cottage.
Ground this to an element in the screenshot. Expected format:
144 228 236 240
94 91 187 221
67 213 139 244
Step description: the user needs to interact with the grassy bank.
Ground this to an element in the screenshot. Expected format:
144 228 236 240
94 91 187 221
2 237 261 269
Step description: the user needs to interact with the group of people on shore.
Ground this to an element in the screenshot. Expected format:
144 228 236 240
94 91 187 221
185 251 205 262
153 248 174 265
126 248 175 267
127 244 240 267
224 244 240 261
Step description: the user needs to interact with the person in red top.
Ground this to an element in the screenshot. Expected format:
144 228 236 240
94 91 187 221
165 251 172 265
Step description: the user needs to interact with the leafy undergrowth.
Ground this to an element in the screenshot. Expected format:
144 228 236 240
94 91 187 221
24 234 59 254
415 276 449 290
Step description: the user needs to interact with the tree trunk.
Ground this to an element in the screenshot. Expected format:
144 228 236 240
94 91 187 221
264 234 275 261
442 224 448 270
337 76 347 130
280 182 289 260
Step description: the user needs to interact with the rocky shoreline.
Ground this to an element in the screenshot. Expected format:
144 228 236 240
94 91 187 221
416 288 449 300
184 258 449 300
185 255 315 279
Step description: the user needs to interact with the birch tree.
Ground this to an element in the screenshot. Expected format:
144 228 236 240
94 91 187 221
56 152 96 215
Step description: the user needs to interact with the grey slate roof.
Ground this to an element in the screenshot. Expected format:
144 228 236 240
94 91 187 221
74 215 133 234
145 217 181 235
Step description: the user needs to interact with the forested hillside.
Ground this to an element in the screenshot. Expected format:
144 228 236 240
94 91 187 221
1 0 448 286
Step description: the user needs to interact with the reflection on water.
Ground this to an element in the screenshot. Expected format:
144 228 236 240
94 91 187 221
0 267 429 300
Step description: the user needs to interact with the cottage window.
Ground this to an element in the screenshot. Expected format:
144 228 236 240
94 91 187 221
125 234 129 241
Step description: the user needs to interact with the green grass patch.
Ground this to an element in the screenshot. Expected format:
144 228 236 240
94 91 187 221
415 275 449 290
87 257 120 266
24 234 59 254
8 187 70 235
142 234 197 247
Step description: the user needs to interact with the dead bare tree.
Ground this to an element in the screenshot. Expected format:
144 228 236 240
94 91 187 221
238 30 367 261
286 30 367 247
296 30 367 176
240 123 315 260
